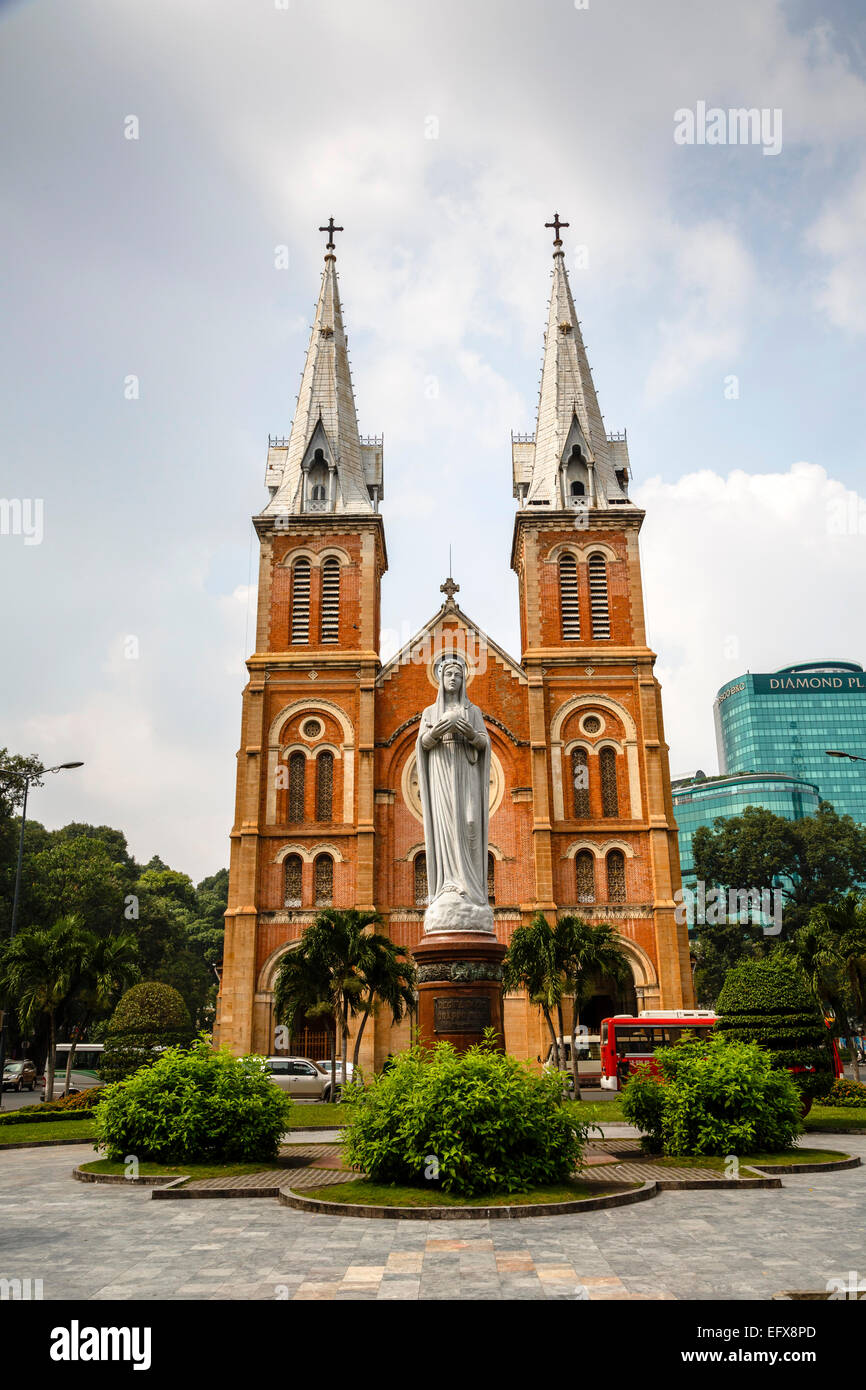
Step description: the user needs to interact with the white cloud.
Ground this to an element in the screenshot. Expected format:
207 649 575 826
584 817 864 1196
637 462 866 776
806 161 866 332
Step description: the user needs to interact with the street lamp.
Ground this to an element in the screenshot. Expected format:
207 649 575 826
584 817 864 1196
825 750 866 763
0 760 84 1107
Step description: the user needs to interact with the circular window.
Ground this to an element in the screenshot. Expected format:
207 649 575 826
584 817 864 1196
402 750 504 824
582 715 601 734
300 717 324 741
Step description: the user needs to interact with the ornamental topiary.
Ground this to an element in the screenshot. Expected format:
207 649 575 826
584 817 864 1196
95 1040 292 1163
343 1037 588 1196
715 955 836 1099
621 1032 802 1156
100 982 195 1082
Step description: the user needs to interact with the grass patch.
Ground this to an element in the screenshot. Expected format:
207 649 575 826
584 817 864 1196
286 1102 350 1128
295 1178 636 1207
804 1106 866 1132
79 1158 282 1180
743 1147 850 1166
0 1119 96 1146
564 1098 625 1125
633 1148 847 1170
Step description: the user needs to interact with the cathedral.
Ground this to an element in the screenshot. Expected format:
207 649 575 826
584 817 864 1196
214 218 695 1067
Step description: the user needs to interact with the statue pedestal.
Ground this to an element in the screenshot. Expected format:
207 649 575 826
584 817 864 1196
413 932 507 1054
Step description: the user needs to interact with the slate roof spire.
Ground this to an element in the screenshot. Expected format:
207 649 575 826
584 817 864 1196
512 219 631 509
264 228 382 517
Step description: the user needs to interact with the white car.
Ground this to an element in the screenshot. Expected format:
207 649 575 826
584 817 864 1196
542 1036 602 1086
263 1057 334 1100
316 1060 354 1082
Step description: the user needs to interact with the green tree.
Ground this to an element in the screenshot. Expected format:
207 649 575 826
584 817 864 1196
716 953 836 1101
0 915 92 1099
502 913 562 1067
349 933 416 1073
100 981 194 1082
273 938 337 1082
806 894 866 1083
61 931 140 1095
555 916 631 1097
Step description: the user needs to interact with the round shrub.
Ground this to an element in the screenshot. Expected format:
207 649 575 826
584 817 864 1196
95 1041 292 1163
716 955 836 1099
343 1040 587 1196
822 1077 866 1108
622 1033 802 1156
100 982 195 1082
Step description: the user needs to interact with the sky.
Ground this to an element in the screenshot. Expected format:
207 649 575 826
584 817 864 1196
1 0 864 879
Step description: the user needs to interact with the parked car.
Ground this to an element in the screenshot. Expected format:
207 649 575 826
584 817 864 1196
263 1057 334 1100
2 1060 38 1092
315 1060 354 1082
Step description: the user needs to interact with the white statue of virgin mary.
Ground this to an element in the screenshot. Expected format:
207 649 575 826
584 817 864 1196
416 653 495 934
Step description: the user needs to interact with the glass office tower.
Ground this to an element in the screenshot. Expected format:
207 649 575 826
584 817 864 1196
714 660 866 825
671 771 821 886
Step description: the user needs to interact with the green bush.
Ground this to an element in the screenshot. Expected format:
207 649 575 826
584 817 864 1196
821 1078 866 1108
100 982 194 1082
715 955 835 1099
343 1038 588 1196
622 1033 802 1156
95 1040 292 1163
0 1088 105 1125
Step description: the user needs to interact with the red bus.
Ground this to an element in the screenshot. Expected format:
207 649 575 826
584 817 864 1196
600 1011 717 1091
600 1010 844 1091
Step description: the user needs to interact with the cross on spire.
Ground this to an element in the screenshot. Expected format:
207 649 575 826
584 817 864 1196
545 211 569 245
440 575 460 603
318 216 344 251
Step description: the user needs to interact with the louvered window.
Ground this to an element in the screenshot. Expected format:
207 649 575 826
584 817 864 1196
600 747 618 818
414 852 428 907
316 750 334 822
576 850 595 903
559 553 580 640
291 558 311 643
314 853 333 906
283 854 303 907
321 557 340 643
572 747 590 817
588 552 610 639
487 852 496 904
606 849 626 903
288 751 305 823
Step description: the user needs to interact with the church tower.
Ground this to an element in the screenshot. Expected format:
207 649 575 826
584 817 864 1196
511 216 694 1012
216 224 387 1055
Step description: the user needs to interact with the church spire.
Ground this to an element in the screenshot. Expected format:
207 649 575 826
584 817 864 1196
512 216 630 510
264 224 382 517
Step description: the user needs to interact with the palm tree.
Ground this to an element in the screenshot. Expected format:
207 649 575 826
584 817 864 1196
555 916 631 1098
350 934 417 1073
273 941 336 1089
0 915 91 1100
61 931 139 1096
808 895 866 1082
502 913 563 1067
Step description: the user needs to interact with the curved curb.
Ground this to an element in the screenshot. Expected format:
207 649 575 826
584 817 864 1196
73 1165 185 1188
749 1153 859 1175
277 1179 658 1220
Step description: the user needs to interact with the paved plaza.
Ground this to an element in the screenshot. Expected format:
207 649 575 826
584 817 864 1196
1 1134 864 1301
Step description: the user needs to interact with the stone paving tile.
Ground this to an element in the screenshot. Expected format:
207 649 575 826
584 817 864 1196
2 1137 864 1302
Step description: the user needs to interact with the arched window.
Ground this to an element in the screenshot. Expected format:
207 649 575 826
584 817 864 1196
588 552 610 639
576 850 595 903
320 557 340 644
487 851 496 904
414 851 428 907
316 750 334 822
606 849 626 903
570 479 585 498
572 747 590 817
291 557 311 643
307 449 328 511
288 751 305 823
600 747 618 818
283 854 303 908
559 553 580 640
314 853 333 906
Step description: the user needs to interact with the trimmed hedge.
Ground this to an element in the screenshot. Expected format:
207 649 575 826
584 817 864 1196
822 1077 866 1108
715 955 835 1099
100 982 194 1082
